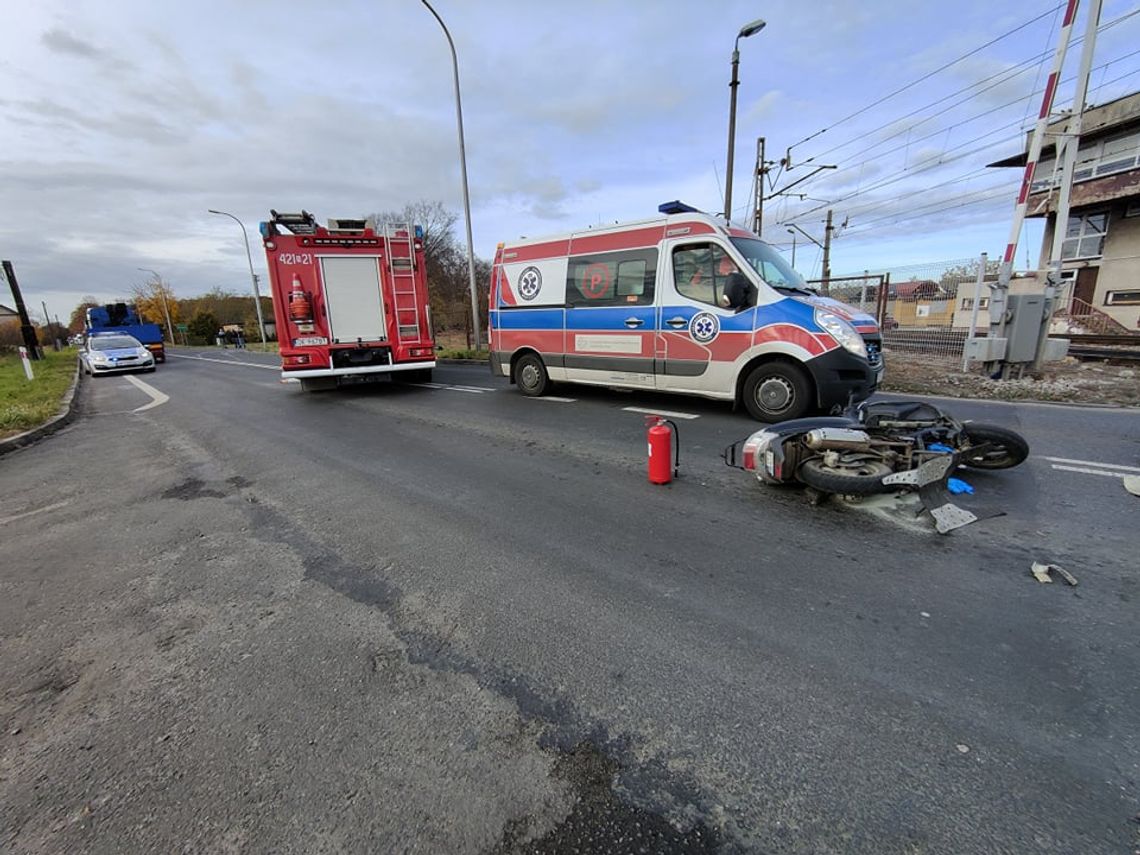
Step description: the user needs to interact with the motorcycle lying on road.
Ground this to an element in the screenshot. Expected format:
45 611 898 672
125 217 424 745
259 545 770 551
724 399 1029 533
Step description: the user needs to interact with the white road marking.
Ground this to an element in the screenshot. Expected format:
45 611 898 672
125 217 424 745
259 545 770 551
1042 456 1140 473
281 378 301 384
531 396 577 403
447 384 497 392
0 500 71 526
169 354 278 370
124 374 170 412
1050 464 1126 479
622 406 701 420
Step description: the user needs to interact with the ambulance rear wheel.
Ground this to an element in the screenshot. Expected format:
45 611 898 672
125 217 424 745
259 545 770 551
515 353 549 397
742 362 811 422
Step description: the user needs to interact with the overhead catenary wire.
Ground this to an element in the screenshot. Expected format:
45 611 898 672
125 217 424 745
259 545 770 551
842 187 1015 236
778 60 1140 228
783 4 1066 155
769 7 1140 216
801 37 1140 186
796 5 1137 168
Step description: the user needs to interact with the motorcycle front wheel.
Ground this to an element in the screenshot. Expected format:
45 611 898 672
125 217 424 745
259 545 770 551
798 457 894 495
958 424 1029 470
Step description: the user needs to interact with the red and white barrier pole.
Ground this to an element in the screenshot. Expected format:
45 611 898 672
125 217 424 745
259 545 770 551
18 346 34 380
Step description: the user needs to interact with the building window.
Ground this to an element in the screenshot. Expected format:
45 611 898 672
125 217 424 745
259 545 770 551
1061 211 1108 260
1105 290 1140 306
961 297 990 310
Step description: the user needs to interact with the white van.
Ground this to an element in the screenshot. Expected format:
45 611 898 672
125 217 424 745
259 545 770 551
488 203 883 421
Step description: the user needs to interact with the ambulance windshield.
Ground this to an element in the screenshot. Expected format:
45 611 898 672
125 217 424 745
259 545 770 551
729 238 815 293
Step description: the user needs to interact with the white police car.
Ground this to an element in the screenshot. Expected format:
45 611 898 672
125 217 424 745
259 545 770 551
80 333 156 375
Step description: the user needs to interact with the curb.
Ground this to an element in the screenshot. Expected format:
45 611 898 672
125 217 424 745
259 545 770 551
0 362 83 457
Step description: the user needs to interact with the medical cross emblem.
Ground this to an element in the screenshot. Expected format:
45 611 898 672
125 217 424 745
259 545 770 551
518 266 542 301
689 311 720 343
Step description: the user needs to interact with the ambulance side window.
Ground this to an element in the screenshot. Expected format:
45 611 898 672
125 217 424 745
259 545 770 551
673 244 733 307
567 249 657 306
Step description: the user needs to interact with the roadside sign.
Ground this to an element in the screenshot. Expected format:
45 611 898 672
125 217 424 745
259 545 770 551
176 323 188 332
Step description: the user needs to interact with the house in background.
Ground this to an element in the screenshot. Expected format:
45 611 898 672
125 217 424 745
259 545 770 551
989 90 1140 332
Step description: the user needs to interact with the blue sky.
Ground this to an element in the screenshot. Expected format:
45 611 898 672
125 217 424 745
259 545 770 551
1 0 1137 318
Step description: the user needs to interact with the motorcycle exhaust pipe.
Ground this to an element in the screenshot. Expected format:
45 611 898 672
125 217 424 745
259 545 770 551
803 427 873 451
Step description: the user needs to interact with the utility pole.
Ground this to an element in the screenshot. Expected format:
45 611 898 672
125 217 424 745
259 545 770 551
41 300 60 350
2 260 41 359
821 209 834 295
752 137 766 235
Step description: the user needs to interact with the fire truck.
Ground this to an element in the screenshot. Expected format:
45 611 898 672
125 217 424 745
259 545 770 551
260 211 436 391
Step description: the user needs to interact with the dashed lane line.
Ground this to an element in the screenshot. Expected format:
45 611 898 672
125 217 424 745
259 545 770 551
621 406 701 420
0 500 71 526
1050 464 1127 479
169 354 279 370
529 396 577 403
1041 456 1140 473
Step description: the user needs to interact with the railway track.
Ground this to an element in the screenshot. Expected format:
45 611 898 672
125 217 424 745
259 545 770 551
880 329 1140 363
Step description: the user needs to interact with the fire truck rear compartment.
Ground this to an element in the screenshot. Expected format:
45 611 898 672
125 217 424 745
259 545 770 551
320 256 387 343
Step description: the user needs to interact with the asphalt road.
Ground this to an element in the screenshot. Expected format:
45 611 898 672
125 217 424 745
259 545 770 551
2 348 1137 854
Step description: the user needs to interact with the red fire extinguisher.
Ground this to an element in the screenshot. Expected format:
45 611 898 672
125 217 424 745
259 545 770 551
288 274 313 324
646 416 680 484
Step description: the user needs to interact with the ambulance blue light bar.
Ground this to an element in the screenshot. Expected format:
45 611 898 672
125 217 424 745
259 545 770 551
658 200 701 215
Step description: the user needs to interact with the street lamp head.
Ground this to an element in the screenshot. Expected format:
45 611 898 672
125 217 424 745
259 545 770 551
738 18 766 39
208 209 222 215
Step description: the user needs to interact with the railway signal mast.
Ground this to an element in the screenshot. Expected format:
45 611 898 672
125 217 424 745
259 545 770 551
980 0 1101 377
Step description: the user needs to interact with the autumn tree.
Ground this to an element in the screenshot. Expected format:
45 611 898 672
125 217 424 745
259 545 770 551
67 296 100 334
367 200 482 324
131 280 179 330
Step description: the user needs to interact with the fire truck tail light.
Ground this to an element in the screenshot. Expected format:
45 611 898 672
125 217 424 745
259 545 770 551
284 354 311 366
265 241 276 250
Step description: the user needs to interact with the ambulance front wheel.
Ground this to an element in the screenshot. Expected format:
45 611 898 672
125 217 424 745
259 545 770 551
742 362 811 422
515 353 549 397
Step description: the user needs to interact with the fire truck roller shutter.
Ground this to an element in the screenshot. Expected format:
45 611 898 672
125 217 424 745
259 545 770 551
319 256 386 344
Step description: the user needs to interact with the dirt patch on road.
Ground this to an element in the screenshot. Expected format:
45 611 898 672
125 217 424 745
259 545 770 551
882 358 1139 407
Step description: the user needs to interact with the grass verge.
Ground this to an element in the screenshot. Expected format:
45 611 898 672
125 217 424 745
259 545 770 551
0 350 78 439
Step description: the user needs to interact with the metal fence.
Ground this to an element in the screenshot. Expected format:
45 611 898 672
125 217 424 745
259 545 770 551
811 256 998 366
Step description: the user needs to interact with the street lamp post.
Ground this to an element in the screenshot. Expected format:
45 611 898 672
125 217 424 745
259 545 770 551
209 209 269 349
724 17 766 223
420 0 482 350
137 267 175 343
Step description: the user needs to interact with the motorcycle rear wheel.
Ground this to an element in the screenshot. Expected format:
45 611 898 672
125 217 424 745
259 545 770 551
958 424 1029 470
798 457 894 495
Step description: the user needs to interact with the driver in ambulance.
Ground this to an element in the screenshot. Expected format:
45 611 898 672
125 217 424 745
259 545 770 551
717 256 757 312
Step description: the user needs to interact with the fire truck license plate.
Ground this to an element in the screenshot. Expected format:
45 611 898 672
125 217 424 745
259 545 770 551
293 336 328 346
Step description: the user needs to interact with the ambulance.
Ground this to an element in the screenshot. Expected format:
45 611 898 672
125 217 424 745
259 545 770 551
488 202 883 421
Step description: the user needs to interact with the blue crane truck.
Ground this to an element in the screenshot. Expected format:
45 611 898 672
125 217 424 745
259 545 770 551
86 303 166 363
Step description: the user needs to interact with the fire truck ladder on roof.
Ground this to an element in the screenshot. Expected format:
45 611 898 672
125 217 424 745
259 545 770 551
269 210 319 235
385 223 421 342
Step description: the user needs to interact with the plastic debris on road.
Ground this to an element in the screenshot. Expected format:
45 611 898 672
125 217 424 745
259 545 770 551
947 477 974 495
1031 561 1078 586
